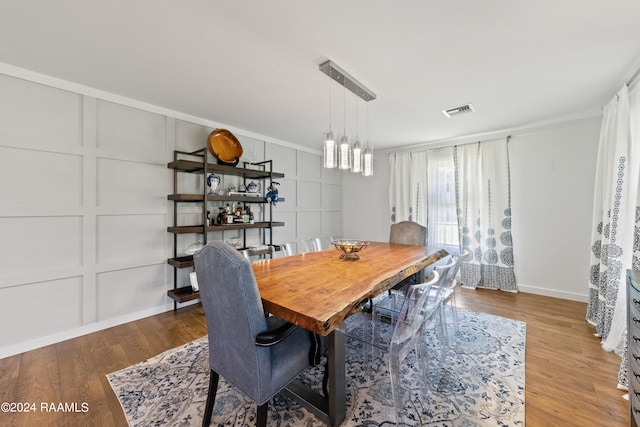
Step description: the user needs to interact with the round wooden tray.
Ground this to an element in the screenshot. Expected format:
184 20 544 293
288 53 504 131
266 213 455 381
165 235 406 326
208 128 243 166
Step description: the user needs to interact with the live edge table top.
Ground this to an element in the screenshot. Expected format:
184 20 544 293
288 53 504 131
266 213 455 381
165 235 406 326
252 242 448 336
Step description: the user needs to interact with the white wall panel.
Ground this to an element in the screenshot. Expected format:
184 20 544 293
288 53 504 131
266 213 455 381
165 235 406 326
96 100 166 162
342 151 393 243
322 183 342 211
297 151 321 180
96 265 166 320
267 143 297 177
97 158 166 209
0 216 82 277
96 214 166 264
0 73 81 146
272 211 298 244
298 211 322 240
175 119 211 152
238 135 265 165
175 162 204 196
273 178 296 210
0 277 82 346
322 161 342 184
299 181 322 211
323 211 343 239
0 147 82 209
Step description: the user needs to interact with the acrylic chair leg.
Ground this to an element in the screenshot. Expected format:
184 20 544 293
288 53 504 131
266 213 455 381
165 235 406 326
438 303 450 357
449 293 459 334
417 335 432 397
389 350 405 424
367 311 379 376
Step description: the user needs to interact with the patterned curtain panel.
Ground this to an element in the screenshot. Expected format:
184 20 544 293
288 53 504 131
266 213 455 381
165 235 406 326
454 139 517 292
388 151 428 225
586 85 640 388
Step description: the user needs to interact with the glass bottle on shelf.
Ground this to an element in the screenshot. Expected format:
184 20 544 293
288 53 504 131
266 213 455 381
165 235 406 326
216 207 225 225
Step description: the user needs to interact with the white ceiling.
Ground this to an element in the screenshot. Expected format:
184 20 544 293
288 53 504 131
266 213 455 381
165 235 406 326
1 1 640 150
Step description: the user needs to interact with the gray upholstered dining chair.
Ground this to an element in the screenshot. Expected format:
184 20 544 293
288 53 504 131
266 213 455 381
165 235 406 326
194 241 313 427
389 220 427 246
389 221 428 289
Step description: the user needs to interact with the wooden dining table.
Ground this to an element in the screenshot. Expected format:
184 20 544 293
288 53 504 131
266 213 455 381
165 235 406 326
251 241 448 426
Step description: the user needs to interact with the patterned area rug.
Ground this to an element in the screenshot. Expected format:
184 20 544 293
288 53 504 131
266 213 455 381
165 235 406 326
107 310 525 426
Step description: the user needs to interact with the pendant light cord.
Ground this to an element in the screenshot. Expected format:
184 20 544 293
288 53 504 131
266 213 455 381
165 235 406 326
343 83 346 137
328 72 332 134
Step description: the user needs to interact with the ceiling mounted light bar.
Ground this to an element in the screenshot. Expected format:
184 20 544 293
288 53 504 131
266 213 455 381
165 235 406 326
319 60 376 102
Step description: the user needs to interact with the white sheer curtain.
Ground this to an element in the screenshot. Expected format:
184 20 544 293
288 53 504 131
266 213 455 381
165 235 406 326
426 147 460 255
389 151 428 225
454 138 517 292
586 84 640 388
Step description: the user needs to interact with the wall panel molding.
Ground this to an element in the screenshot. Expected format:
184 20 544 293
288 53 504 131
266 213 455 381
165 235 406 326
81 96 98 324
0 65 341 358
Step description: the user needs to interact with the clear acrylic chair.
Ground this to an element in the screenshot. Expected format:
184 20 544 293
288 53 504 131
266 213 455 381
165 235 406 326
344 274 445 421
302 237 323 252
390 280 444 423
279 242 297 256
239 246 278 263
372 261 455 361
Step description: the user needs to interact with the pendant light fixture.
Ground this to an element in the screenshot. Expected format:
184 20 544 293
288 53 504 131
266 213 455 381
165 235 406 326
322 72 337 168
351 97 363 173
362 101 373 176
323 131 336 168
319 60 376 175
338 84 351 170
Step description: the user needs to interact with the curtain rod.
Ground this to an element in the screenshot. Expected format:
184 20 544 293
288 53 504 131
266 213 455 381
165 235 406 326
627 65 640 87
414 135 511 154
452 134 512 148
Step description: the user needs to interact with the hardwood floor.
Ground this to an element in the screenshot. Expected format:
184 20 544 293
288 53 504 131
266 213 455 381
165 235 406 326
0 288 628 426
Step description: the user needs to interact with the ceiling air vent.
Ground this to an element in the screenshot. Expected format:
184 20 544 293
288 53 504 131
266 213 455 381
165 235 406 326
442 103 475 118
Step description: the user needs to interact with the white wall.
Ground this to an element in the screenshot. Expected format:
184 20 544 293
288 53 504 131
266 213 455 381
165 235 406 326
509 118 600 301
0 67 338 358
342 117 601 302
342 151 391 242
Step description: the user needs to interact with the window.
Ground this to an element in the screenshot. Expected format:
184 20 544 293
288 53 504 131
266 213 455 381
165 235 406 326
426 147 460 255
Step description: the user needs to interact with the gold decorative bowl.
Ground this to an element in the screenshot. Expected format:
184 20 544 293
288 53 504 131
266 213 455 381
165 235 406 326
330 240 369 260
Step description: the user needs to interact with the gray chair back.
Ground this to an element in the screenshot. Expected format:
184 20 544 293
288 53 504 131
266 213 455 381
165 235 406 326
194 242 272 403
389 221 427 246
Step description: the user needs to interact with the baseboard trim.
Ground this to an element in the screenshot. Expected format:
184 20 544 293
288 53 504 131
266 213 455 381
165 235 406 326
0 301 197 359
517 284 588 303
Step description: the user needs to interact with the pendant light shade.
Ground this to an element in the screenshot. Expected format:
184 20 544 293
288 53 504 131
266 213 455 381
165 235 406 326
338 135 351 170
351 139 362 173
323 131 337 168
362 144 373 177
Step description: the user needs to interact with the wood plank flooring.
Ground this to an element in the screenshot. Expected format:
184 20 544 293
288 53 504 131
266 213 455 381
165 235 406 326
0 288 628 426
